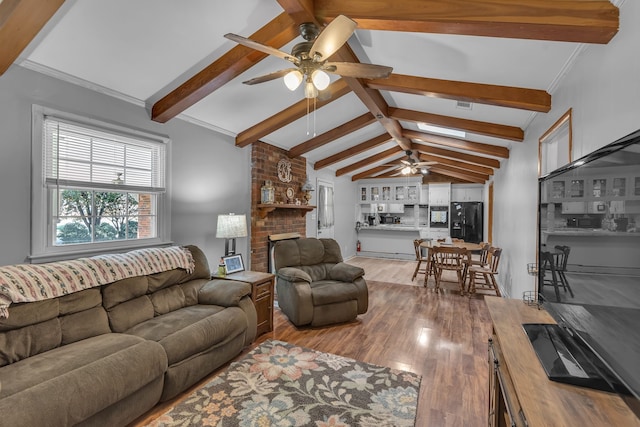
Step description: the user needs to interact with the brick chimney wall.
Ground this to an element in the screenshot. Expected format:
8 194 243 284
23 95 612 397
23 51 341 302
251 141 307 272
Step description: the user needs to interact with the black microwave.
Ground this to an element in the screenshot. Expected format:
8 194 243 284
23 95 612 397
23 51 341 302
567 217 598 228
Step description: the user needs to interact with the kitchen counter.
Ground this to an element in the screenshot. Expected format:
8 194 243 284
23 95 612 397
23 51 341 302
543 228 639 237
542 228 640 274
357 226 423 260
359 224 422 232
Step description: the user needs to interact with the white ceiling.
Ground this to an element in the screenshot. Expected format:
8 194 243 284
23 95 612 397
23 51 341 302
18 0 598 178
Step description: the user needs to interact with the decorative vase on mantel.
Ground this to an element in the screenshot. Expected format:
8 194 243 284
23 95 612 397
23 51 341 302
261 180 275 204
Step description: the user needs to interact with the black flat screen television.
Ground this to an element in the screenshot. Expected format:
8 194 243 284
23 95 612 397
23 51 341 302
536 128 640 418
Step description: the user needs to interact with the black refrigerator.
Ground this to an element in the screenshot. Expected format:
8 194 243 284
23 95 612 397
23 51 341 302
450 202 483 243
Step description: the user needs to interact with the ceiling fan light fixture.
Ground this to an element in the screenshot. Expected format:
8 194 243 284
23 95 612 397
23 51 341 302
284 70 303 91
311 69 330 90
304 81 318 99
401 166 412 175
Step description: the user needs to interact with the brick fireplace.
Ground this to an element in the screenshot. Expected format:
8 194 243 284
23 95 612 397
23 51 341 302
250 141 308 272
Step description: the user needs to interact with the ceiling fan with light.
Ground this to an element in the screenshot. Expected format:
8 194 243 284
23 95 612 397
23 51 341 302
385 150 436 175
224 15 393 99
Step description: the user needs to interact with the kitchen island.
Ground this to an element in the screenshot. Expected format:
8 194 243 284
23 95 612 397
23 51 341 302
542 228 640 274
357 225 422 260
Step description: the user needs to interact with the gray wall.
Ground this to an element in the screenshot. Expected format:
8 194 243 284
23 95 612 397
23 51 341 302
0 65 250 268
492 0 640 298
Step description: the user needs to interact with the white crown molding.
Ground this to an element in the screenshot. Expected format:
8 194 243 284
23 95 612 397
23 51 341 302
19 59 146 107
176 113 236 137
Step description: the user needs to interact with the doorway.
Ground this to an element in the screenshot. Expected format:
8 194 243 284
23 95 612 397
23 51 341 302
317 179 334 239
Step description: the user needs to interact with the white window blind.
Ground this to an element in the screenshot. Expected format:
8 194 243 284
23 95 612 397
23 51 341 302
43 117 166 193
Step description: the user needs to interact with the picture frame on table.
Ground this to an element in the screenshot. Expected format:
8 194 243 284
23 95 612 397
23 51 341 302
222 254 244 274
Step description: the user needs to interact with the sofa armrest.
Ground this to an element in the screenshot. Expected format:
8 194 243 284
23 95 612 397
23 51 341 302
198 279 252 307
277 267 312 284
329 262 365 282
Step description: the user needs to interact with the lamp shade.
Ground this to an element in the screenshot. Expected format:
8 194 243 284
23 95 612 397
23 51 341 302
301 179 315 191
311 69 330 90
283 70 303 91
216 214 247 238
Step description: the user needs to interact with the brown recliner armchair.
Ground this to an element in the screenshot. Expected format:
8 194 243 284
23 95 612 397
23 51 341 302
273 238 368 327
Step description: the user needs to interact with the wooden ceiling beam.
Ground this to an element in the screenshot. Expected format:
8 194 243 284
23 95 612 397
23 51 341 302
392 107 523 142
288 112 375 158
420 153 494 176
235 79 351 147
151 12 298 123
314 133 392 170
314 0 619 44
428 165 488 183
414 143 501 169
405 129 509 159
276 1 413 152
336 146 404 177
366 74 551 113
351 165 395 181
0 0 65 76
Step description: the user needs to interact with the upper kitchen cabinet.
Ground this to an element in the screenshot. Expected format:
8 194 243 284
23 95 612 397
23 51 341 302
429 183 451 206
394 184 419 203
451 185 483 202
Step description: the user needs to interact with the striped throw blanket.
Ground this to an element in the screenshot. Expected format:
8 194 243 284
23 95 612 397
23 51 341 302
0 246 194 318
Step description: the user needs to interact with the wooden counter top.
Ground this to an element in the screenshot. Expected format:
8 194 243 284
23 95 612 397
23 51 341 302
485 296 640 426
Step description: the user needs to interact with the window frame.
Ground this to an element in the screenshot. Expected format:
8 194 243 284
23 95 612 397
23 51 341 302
31 105 172 262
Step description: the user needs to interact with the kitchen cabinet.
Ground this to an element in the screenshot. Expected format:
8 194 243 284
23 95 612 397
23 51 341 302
388 203 405 213
393 184 419 202
561 201 586 214
568 179 585 199
634 176 640 199
359 186 368 202
419 186 429 204
451 185 483 202
429 183 451 206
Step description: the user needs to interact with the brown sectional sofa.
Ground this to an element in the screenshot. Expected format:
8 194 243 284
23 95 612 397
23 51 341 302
0 245 257 427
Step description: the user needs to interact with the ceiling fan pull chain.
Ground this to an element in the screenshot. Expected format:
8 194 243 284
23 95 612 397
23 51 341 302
306 97 310 136
313 96 317 137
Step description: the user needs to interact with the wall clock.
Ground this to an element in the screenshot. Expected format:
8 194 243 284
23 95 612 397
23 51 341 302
285 187 295 202
277 158 292 183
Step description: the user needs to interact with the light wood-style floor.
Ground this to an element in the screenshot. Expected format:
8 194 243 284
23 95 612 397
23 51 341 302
131 256 493 427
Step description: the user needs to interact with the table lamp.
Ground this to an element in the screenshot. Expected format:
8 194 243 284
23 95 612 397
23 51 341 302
216 213 247 256
301 179 315 205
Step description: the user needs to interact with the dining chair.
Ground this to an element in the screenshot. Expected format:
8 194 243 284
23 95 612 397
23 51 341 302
430 246 470 293
468 246 502 296
470 242 490 267
550 245 574 298
411 239 428 280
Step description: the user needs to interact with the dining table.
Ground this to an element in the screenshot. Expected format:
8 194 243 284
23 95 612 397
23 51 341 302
419 239 484 291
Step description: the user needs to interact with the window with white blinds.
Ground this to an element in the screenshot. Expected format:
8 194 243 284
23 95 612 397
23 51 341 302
31 105 171 261
43 117 166 193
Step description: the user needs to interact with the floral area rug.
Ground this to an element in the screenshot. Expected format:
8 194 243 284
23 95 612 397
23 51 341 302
147 340 421 426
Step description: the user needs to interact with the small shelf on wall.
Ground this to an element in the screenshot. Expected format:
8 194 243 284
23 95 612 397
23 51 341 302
256 204 316 219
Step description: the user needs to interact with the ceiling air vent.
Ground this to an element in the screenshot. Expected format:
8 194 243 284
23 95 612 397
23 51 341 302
456 101 473 110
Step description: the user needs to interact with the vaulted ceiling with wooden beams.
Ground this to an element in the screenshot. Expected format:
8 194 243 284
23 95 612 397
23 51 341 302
4 0 620 183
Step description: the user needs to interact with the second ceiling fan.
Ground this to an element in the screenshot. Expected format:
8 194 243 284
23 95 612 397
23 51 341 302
224 15 393 98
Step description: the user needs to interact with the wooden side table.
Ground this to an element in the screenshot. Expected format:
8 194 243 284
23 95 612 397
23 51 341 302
213 270 274 337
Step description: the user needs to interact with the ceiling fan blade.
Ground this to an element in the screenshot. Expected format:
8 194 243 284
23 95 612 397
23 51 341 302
323 62 393 79
416 161 438 166
400 159 411 166
224 33 299 65
309 15 357 61
242 69 298 85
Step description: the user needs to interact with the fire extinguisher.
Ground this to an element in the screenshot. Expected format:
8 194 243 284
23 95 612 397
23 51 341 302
356 240 361 252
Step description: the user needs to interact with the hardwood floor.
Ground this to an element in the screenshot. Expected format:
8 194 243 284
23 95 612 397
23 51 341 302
131 256 493 426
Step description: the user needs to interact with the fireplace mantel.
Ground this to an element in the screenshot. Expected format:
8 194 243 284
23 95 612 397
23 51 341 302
256 203 315 219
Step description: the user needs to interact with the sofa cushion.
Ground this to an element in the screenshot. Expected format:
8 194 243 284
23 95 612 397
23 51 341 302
329 262 365 282
310 280 360 306
124 305 247 366
150 285 186 315
107 295 155 333
0 298 59 332
198 280 252 307
0 334 167 427
0 318 61 366
101 276 149 310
